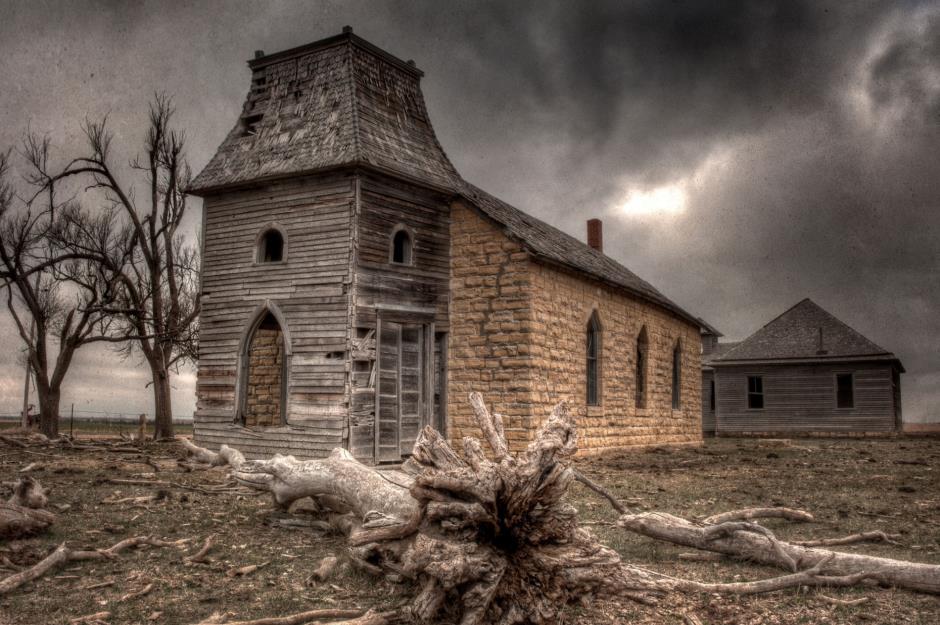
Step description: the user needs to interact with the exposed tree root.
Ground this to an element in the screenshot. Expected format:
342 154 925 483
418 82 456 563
0 535 190 594
179 393 940 624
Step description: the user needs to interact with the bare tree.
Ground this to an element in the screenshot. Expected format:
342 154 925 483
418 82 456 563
36 96 200 439
0 147 117 438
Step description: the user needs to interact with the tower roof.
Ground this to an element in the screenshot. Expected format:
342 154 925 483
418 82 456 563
189 29 460 194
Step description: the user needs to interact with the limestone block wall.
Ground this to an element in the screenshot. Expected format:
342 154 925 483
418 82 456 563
527 263 702 453
447 201 537 450
448 202 702 455
245 327 284 427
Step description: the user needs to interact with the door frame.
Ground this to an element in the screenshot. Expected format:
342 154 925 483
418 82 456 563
374 306 435 462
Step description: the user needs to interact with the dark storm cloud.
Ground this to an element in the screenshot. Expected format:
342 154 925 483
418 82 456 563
0 1 937 420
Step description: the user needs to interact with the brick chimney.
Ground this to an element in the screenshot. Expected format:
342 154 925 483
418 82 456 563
587 218 603 253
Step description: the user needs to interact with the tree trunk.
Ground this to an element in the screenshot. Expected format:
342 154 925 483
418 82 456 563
150 366 174 440
35 382 59 439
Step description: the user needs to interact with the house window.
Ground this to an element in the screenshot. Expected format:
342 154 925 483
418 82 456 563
709 379 716 411
635 327 648 408
586 312 601 406
258 229 284 263
671 342 681 409
836 373 854 408
391 227 413 265
747 375 764 409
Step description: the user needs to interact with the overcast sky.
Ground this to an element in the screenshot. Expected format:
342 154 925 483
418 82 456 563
1 0 937 422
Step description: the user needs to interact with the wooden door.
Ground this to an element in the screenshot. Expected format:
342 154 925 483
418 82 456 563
376 320 427 462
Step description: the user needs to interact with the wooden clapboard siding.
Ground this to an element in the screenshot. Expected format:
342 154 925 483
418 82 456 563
353 173 451 329
194 171 355 459
715 362 900 434
701 370 716 435
345 172 451 461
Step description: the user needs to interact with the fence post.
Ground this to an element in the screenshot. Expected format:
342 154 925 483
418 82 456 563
138 413 146 446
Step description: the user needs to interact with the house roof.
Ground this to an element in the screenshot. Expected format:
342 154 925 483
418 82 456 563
703 341 740 367
190 29 706 331
715 298 903 369
189 30 460 194
458 182 703 328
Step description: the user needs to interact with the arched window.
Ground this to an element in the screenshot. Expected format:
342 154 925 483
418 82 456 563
586 311 601 406
238 304 291 427
671 340 682 409
258 228 285 263
635 326 648 409
390 227 413 265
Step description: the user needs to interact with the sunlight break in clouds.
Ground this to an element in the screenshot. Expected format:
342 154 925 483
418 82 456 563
618 184 687 216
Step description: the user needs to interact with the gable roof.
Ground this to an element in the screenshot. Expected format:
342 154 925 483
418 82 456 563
458 182 703 328
715 298 903 369
703 341 740 367
189 30 460 194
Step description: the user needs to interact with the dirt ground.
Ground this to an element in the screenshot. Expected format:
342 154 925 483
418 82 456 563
1 436 938 625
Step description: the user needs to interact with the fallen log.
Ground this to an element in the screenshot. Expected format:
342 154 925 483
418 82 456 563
0 501 55 539
618 512 940 594
1 477 54 539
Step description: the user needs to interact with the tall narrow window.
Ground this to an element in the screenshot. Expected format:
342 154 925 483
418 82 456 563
836 373 854 408
586 312 601 406
671 342 682 409
747 375 764 409
635 326 648 409
391 227 413 265
258 229 284 263
709 379 716 411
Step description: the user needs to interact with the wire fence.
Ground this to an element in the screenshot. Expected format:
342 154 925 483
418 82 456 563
0 409 193 424
0 408 193 435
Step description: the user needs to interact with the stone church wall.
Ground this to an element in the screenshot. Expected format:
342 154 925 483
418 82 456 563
448 200 702 455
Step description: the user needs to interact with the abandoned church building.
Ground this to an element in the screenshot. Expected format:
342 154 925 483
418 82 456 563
188 29 705 462
701 299 904 436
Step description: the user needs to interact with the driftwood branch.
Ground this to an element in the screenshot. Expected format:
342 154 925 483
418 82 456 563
702 507 815 524
0 536 189 595
191 608 392 625
618 512 940 594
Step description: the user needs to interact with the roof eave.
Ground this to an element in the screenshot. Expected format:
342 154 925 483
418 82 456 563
187 160 457 198
713 354 904 369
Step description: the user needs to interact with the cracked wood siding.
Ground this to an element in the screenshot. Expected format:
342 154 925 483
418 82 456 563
715 362 900 434
348 172 451 460
195 172 355 459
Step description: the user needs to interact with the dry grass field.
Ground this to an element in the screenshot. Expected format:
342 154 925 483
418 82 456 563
1 436 937 625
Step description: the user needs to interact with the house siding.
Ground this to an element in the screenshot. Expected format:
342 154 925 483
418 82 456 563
702 369 716 435
715 362 900 435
